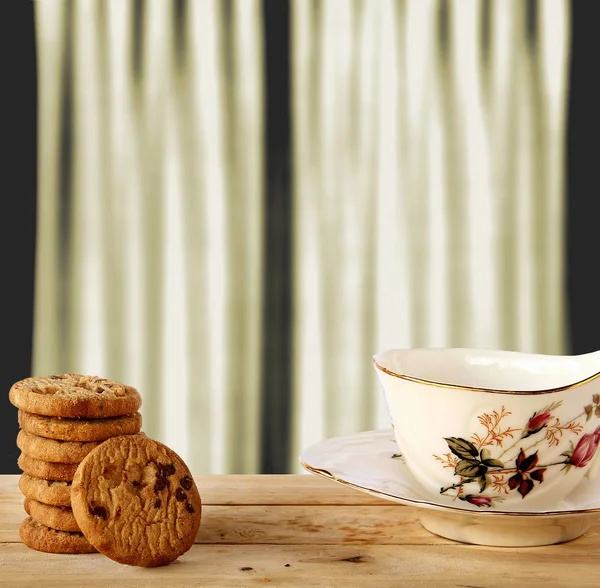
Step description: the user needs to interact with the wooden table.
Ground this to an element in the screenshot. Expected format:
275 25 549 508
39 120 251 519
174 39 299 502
1 474 599 587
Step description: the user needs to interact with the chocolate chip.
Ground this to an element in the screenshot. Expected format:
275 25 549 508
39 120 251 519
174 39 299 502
96 388 104 394
180 476 193 490
154 477 168 492
176 488 187 502
240 567 253 572
284 564 291 567
186 502 195 513
89 506 108 519
158 463 176 477
154 498 161 508
132 480 140 488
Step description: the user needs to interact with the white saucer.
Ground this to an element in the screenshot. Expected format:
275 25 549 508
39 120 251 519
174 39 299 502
299 429 600 547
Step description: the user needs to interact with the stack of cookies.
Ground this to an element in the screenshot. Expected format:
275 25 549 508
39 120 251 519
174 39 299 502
9 374 143 554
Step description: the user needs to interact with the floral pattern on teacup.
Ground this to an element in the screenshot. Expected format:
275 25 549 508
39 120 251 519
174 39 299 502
433 395 600 507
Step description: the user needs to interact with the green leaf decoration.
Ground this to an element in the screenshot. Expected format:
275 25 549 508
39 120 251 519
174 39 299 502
561 441 574 464
445 437 479 460
482 458 505 468
480 448 492 461
479 475 490 493
585 405 594 421
455 459 487 478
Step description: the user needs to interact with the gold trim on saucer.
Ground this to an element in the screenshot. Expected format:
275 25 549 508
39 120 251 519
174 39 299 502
372 356 600 396
300 459 600 518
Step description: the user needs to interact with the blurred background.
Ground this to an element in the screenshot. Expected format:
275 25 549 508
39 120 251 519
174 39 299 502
2 0 598 475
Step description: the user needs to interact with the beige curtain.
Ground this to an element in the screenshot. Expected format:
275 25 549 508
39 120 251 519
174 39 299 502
34 0 571 474
34 0 264 474
290 0 571 471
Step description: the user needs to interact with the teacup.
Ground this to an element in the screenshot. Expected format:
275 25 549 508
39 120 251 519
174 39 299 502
373 348 600 511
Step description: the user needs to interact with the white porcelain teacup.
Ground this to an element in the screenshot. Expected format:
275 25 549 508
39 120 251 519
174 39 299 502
373 348 600 511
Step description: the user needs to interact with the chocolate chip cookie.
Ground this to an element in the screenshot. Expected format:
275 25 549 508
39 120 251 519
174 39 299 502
18 453 78 482
18 410 142 442
23 497 80 532
17 430 101 464
19 474 72 507
19 516 96 554
71 435 201 567
9 374 142 418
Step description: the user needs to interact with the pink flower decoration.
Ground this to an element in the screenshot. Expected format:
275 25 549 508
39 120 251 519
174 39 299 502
568 427 600 468
525 410 552 435
464 495 492 508
527 410 552 431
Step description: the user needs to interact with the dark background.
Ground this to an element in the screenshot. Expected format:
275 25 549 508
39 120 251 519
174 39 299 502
1 1 598 474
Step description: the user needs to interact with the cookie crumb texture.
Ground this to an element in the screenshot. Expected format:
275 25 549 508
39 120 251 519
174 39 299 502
18 410 142 442
9 374 142 418
18 453 78 482
17 430 101 464
23 497 80 532
71 435 202 567
19 516 97 554
19 474 72 507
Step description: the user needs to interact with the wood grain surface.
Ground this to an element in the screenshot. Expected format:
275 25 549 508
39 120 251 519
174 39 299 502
1 474 599 587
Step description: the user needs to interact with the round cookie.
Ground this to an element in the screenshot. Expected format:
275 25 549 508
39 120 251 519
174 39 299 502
19 516 96 554
71 435 202 567
24 497 80 532
18 410 142 442
17 430 101 464
18 453 78 482
9 374 142 418
19 474 72 507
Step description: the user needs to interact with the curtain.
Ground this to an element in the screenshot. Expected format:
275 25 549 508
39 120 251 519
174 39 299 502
34 0 264 474
33 0 571 474
290 0 571 470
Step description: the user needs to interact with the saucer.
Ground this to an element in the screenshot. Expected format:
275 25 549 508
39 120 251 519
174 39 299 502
299 429 600 547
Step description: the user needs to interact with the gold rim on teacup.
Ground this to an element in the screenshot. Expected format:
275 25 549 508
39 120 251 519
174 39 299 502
372 356 600 395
